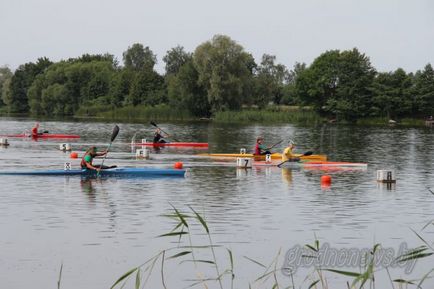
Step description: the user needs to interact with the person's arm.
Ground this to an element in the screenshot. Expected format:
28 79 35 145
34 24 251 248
96 150 108 157
84 161 99 171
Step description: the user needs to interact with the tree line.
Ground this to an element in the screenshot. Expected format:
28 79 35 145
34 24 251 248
1 34 433 121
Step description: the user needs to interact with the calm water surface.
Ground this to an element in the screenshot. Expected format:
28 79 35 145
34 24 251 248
0 117 433 289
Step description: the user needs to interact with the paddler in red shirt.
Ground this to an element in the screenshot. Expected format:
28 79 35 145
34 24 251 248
31 123 40 137
254 137 272 155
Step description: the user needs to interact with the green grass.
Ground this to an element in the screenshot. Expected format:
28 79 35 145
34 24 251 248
74 104 194 122
213 108 323 124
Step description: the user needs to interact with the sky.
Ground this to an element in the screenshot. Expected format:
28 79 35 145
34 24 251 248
1 0 433 73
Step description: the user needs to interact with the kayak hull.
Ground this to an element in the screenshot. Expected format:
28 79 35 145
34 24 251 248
0 133 80 139
0 167 186 177
254 160 367 168
132 142 208 147
200 153 327 161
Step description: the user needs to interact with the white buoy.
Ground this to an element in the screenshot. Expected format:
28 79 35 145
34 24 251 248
136 148 150 159
237 157 252 168
59 143 72 151
0 138 9 146
376 170 396 183
240 148 246 154
64 162 72 171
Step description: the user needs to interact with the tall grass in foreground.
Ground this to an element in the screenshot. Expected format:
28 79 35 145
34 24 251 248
111 189 434 289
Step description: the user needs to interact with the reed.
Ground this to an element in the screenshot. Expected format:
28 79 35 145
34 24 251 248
111 193 434 289
213 109 322 124
75 104 193 121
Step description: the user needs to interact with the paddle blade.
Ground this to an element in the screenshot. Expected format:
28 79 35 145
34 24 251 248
111 125 120 142
303 151 313 156
150 121 158 127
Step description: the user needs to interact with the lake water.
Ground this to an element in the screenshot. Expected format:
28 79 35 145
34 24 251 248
0 117 433 289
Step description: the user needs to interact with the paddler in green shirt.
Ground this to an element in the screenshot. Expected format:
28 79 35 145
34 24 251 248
80 146 117 170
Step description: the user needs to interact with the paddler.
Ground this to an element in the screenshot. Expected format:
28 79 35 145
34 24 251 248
81 146 117 171
31 122 48 137
31 122 40 137
281 142 300 162
153 128 168 143
254 137 272 155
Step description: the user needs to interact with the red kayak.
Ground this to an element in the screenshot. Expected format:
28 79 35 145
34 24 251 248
132 142 208 147
0 133 80 139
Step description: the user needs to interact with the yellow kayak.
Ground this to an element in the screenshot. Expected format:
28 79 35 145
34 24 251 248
198 153 327 161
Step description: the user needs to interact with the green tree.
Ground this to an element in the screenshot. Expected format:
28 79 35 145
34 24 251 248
123 43 157 71
41 83 73 115
127 70 165 106
163 45 192 75
194 35 255 112
168 60 210 117
253 54 289 107
294 49 376 121
281 62 306 105
109 68 135 106
0 66 13 107
6 57 52 112
371 68 413 118
413 63 434 116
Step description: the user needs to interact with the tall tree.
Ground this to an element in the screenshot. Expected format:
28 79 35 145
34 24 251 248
413 63 434 116
168 60 210 117
6 57 52 112
372 68 413 118
127 70 165 106
0 66 13 107
294 49 376 121
194 35 255 112
253 54 289 107
163 45 192 75
122 43 157 71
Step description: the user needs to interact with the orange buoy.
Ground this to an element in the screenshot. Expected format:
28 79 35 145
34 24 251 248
321 175 331 185
70 152 79 159
174 162 183 169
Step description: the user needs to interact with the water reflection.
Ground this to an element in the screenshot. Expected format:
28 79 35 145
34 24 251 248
0 118 433 289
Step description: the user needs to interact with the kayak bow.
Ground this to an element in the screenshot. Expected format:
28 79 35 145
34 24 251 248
254 160 367 168
199 153 327 161
0 167 186 177
0 133 80 139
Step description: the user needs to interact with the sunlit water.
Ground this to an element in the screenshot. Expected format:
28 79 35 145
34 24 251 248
0 117 433 289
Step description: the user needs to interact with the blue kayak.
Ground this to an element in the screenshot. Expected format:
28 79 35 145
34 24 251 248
0 167 186 177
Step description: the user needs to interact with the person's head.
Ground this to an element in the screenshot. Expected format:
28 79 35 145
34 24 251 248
156 128 161 134
35 122 39 128
89 146 98 154
256 137 263 144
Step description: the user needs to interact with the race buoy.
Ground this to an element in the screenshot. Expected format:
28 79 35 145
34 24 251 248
0 138 9 146
376 170 396 183
174 162 183 169
136 148 150 159
70 152 78 159
321 175 332 185
60 143 72 151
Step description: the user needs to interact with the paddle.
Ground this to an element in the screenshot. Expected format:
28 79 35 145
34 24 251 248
266 140 283 151
277 151 313 168
97 125 120 177
150 121 181 142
